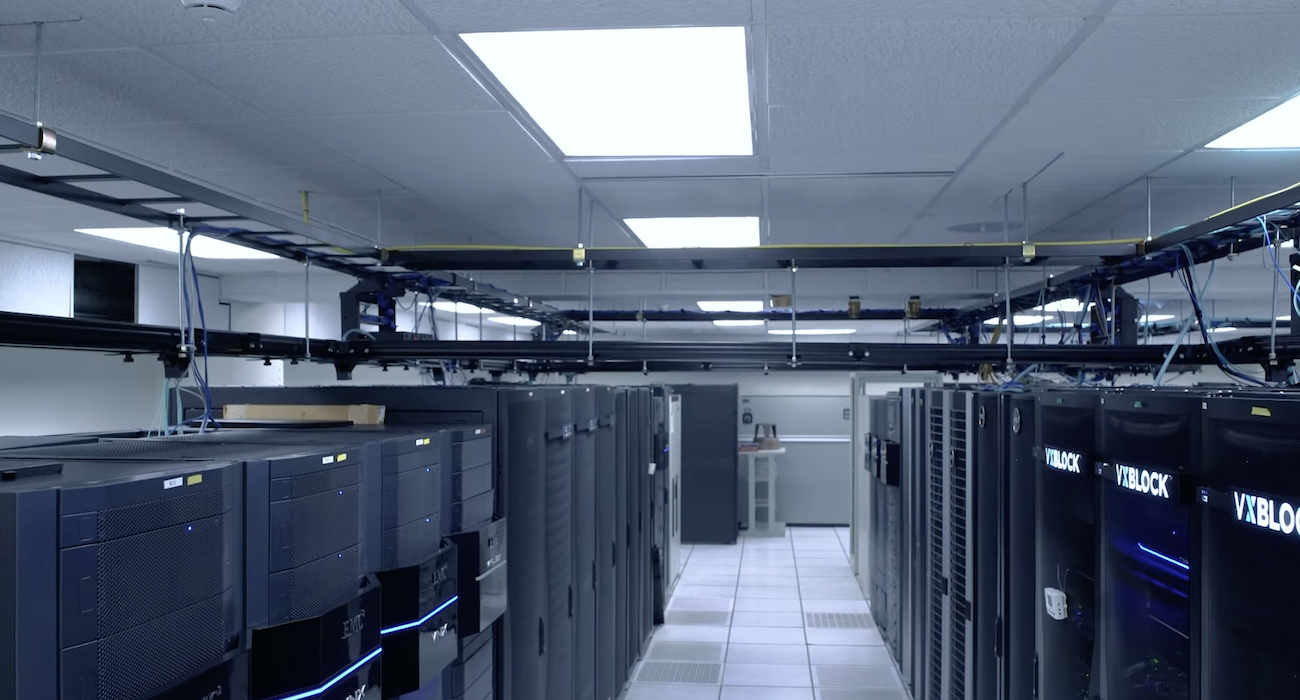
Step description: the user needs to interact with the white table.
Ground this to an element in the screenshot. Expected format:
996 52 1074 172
740 448 786 537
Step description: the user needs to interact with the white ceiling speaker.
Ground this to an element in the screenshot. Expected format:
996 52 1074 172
182 0 243 21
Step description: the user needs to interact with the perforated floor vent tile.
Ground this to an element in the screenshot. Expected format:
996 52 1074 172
666 610 733 626
636 661 723 684
805 612 873 629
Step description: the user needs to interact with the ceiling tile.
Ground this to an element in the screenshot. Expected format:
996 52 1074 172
52 0 423 45
0 1 129 54
1004 98 1278 153
413 0 751 32
69 120 354 172
1034 15 1300 102
767 19 1082 106
768 103 1004 172
1110 0 1300 15
585 179 762 218
154 36 499 119
767 0 1089 23
767 176 948 243
1029 151 1182 189
0 48 260 127
187 165 397 197
1154 150 1300 188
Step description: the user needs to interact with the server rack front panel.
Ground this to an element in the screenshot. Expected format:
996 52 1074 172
573 388 598 700
502 391 547 700
594 387 618 700
613 389 631 693
1005 394 1038 700
543 389 576 700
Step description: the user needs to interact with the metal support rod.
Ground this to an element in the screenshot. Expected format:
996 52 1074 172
1021 182 1029 244
177 228 187 352
641 299 647 341
1230 175 1237 207
790 262 798 366
375 190 383 249
32 23 42 126
1146 176 1153 241
587 267 594 363
1270 240 1279 362
304 260 312 359
1004 194 1013 365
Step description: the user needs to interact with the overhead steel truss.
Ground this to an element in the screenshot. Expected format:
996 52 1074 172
551 308 958 323
0 113 570 326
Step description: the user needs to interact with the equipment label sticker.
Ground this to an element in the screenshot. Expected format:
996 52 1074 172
322 456 335 465
1044 447 1083 474
163 477 183 490
1234 489 1299 537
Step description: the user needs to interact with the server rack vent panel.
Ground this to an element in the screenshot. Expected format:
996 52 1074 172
926 396 946 700
949 400 969 700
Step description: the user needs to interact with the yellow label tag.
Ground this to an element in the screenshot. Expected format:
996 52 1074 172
417 438 430 446
337 453 348 462
186 474 203 486
1251 406 1272 417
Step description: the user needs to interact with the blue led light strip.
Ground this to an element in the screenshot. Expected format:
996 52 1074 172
1137 543 1190 571
380 595 458 636
276 646 382 700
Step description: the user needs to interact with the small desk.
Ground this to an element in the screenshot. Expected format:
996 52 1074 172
740 448 786 537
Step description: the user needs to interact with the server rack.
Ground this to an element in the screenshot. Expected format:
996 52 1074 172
134 425 458 699
593 387 618 700
970 391 1003 700
442 627 494 700
867 395 904 662
500 390 547 700
899 387 928 697
0 457 245 700
1005 394 1038 700
1098 391 1200 700
612 389 631 694
572 387 598 700
542 388 575 700
1035 390 1100 700
638 387 656 646
0 439 383 700
1199 394 1300 698
626 388 643 665
666 393 683 595
923 388 952 700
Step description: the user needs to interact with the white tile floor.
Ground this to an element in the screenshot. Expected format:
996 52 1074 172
626 527 907 700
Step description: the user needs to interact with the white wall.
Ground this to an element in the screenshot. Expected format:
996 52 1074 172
136 263 221 328
577 370 942 397
0 241 73 317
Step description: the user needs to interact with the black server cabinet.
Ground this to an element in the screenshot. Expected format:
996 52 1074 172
898 387 929 697
671 385 740 544
593 388 618 700
0 457 245 700
638 387 656 649
626 388 643 666
1200 394 1300 698
612 389 631 694
132 426 457 698
572 388 598 700
543 388 575 700
442 627 494 700
501 390 547 700
971 391 1004 700
922 388 950 700
1005 394 1038 700
1035 391 1100 700
1098 392 1200 700
867 395 903 662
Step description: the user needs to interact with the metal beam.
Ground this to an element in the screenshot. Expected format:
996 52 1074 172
551 309 957 322
387 242 1136 272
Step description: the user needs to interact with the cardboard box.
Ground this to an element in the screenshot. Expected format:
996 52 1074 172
222 404 386 425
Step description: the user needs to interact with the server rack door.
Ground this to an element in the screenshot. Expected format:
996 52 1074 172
671 385 740 544
1035 391 1100 700
667 394 683 592
573 388 598 700
1099 392 1199 700
899 387 926 695
503 391 547 700
1201 395 1300 699
640 388 656 647
613 389 631 692
948 392 976 700
881 396 904 666
1006 395 1037 700
626 388 643 664
594 388 618 700
543 389 576 700
925 388 952 700
972 392 1003 700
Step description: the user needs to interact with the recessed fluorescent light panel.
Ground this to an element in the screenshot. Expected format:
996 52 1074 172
626 217 760 248
462 27 753 157
489 316 541 327
984 315 1051 326
767 328 857 336
428 301 485 315
1209 326 1239 333
713 320 764 327
1140 314 1177 323
1036 299 1089 313
698 301 765 312
76 228 278 260
1206 93 1300 149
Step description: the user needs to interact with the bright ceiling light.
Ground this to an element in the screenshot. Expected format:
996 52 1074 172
1140 314 1177 323
1206 93 1300 149
984 315 1051 326
427 301 485 315
713 320 764 327
698 301 765 312
1035 299 1088 313
75 228 277 260
560 329 577 336
626 217 760 248
462 27 752 157
767 328 857 336
1209 326 1239 333
489 316 541 327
